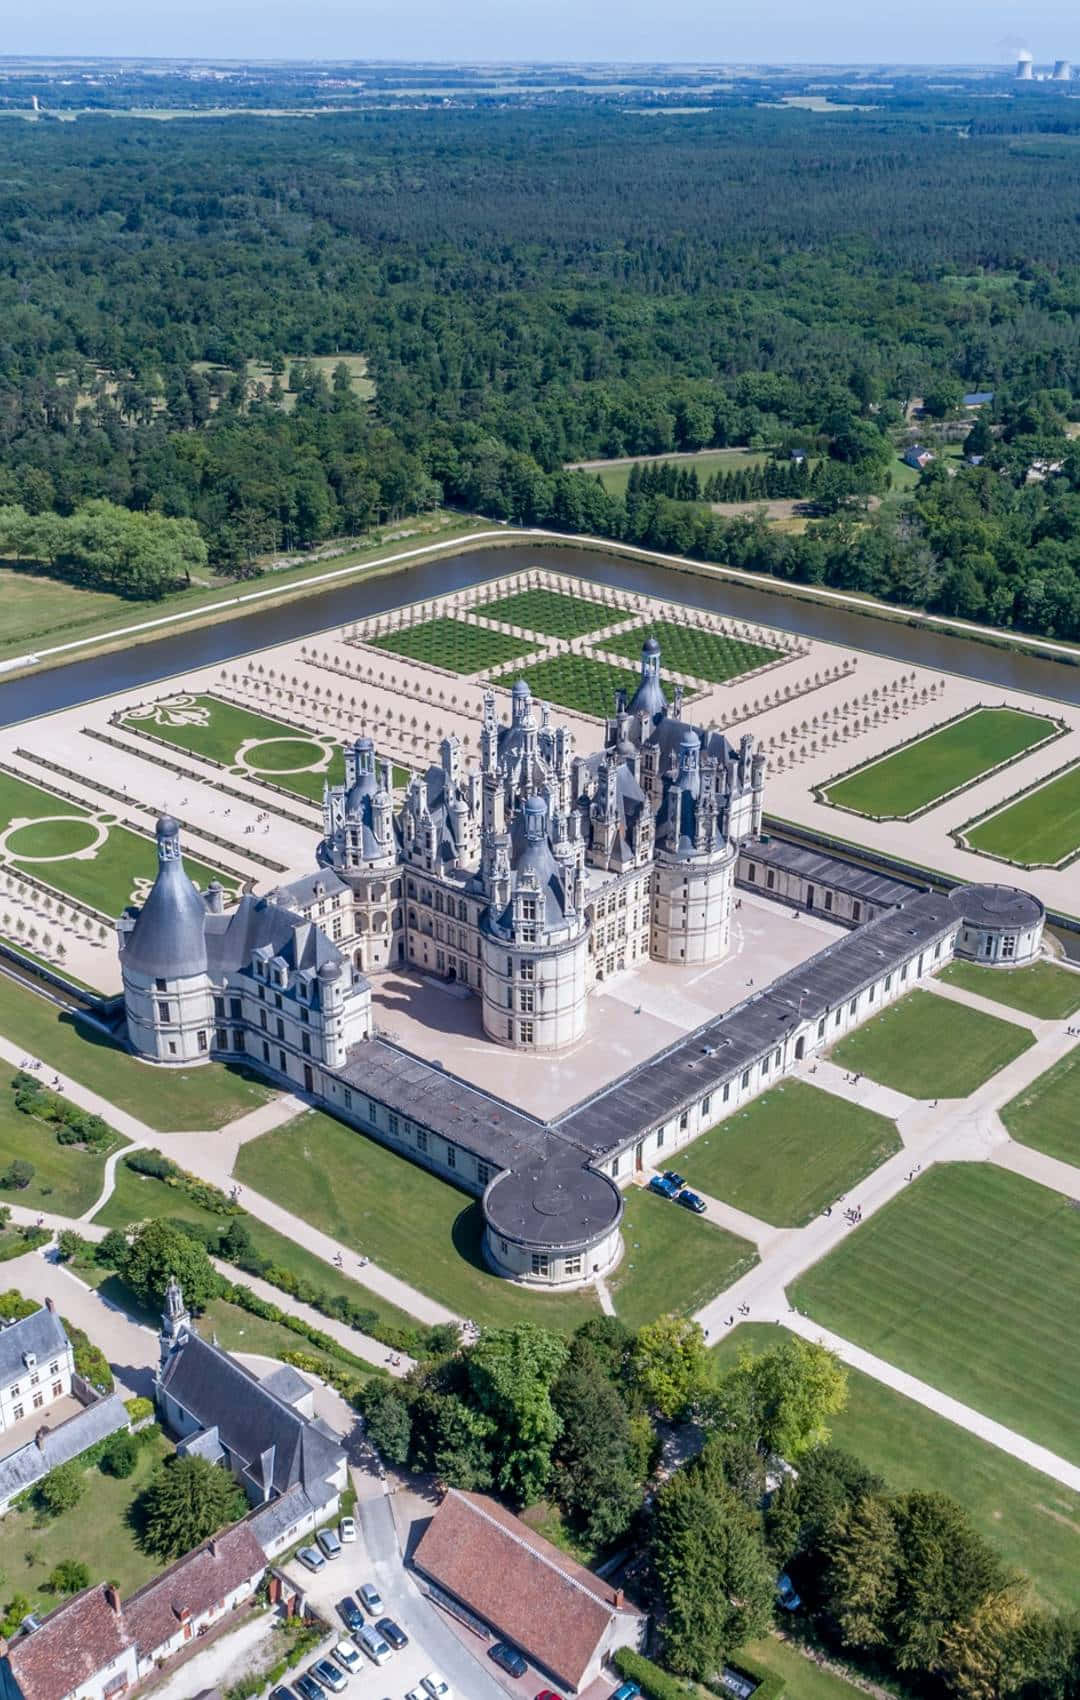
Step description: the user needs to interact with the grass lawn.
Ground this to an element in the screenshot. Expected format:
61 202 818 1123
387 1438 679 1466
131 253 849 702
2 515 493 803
95 1160 422 1340
829 988 1033 1098
712 1322 1080 1612
0 1426 171 1612
607 1187 757 1331
965 762 1080 867
0 1076 125 1216
366 616 536 675
196 1298 384 1387
822 708 1056 819
516 653 639 720
789 1163 1080 1464
0 768 234 915
676 1082 901 1227
735 1636 868 1700
939 960 1080 1020
234 1110 600 1330
1000 1048 1080 1166
121 693 345 803
0 976 275 1132
603 618 782 686
477 587 615 638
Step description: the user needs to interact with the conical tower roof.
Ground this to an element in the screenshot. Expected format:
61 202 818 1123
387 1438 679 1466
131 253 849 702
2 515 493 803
122 816 208 980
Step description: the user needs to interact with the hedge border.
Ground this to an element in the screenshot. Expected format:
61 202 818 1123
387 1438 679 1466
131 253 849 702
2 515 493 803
951 754 1080 871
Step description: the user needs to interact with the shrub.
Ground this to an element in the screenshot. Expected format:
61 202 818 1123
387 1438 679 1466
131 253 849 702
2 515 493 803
49 1558 90 1596
124 1396 155 1425
100 1433 139 1478
37 1462 84 1517
67 1322 113 1394
55 1229 90 1264
124 1149 177 1181
612 1650 699 1700
0 1160 34 1191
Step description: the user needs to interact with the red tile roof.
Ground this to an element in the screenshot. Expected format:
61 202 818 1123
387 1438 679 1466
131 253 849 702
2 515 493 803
413 1489 640 1692
124 1522 266 1659
3 1585 132 1700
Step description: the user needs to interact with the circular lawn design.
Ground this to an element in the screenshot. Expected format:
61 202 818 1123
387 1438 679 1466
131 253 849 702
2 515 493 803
236 736 333 776
1 815 106 863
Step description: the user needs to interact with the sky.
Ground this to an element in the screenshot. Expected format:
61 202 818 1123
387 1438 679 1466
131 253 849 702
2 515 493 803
5 0 1076 69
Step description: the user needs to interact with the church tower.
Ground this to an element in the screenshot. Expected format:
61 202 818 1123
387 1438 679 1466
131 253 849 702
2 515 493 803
158 1274 189 1375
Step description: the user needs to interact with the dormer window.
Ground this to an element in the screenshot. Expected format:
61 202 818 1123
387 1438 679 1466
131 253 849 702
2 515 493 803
22 1353 36 1370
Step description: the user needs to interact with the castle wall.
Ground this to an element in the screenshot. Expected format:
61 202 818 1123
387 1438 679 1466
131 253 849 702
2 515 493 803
122 967 216 1065
480 930 589 1051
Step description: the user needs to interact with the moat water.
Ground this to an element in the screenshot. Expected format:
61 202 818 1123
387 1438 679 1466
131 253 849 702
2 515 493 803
4 540 1080 728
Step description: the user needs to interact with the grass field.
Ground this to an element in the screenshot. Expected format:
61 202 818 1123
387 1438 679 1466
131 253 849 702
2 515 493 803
607 1187 757 1331
366 616 536 675
603 618 782 686
711 1323 1080 1612
0 1075 125 1216
477 587 615 638
0 768 236 916
829 989 1033 1098
0 1427 171 1612
580 449 770 500
1000 1048 1080 1166
234 1110 601 1330
675 1082 901 1227
517 653 640 719
735 1636 870 1700
789 1163 1080 1464
822 708 1056 819
939 960 1080 1019
0 976 275 1131
964 762 1080 867
121 693 345 802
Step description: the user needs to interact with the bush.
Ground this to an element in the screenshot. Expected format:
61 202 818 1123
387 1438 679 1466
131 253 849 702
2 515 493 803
100 1433 139 1478
124 1149 177 1181
37 1462 84 1517
124 1395 154 1425
66 1321 113 1394
56 1229 90 1264
49 1558 90 1596
0 1228 48 1263
0 1160 34 1191
95 1228 129 1268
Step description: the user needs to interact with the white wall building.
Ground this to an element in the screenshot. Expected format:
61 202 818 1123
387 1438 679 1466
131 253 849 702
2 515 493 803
0 1302 73 1436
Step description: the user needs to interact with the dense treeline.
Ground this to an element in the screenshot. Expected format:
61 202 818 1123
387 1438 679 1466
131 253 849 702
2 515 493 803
3 104 1080 623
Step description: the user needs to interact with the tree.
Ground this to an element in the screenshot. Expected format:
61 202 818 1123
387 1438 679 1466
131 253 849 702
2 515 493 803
364 1386 413 1465
889 1491 1014 1676
140 1456 247 1560
552 1355 642 1549
49 1558 90 1596
100 1432 139 1478
966 412 993 458
120 1218 224 1313
38 1462 85 1517
466 1324 568 1505
0 1160 34 1191
822 1493 901 1652
724 1337 848 1460
766 1446 884 1581
630 1314 708 1419
652 1438 774 1678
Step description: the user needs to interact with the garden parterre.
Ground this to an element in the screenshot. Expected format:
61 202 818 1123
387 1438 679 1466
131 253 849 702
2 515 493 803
119 692 345 803
514 652 641 719
476 585 615 638
603 617 783 685
963 761 1080 868
364 615 537 675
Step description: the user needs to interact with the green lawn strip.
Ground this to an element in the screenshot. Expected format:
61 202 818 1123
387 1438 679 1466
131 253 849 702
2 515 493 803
234 1109 600 1330
366 616 536 675
676 1082 901 1227
607 1188 757 1332
1000 1048 1080 1166
120 693 345 803
477 587 614 638
0 1077 126 1216
0 976 275 1132
938 960 1080 1020
823 708 1056 819
195 1297 383 1387
965 762 1080 866
603 617 781 685
829 988 1033 1098
736 1636 869 1700
517 653 640 719
712 1322 1080 1612
789 1163 1080 1465
0 936 100 997
0 1426 172 1612
94 1162 422 1340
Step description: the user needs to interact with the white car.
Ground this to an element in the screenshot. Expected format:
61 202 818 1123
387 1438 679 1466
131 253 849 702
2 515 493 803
334 1641 362 1674
421 1675 451 1700
339 1515 357 1543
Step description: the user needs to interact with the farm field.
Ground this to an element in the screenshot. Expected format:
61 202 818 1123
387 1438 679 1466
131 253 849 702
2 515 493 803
603 618 782 685
1000 1048 1080 1166
938 959 1080 1019
0 1076 126 1216
964 762 1080 867
711 1323 1080 1611
365 615 536 675
789 1163 1080 1464
0 767 235 916
476 586 615 638
607 1186 757 1330
516 653 640 719
675 1081 900 1226
821 707 1056 819
829 988 1033 1098
120 692 345 802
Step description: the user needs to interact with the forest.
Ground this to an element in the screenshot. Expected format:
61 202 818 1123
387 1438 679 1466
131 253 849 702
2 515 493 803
2 97 1080 632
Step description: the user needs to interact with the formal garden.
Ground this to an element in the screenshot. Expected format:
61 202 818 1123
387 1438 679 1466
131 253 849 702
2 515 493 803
961 760 1080 867
477 585 615 638
365 615 537 675
820 706 1057 819
829 988 1033 1097
516 652 641 719
603 618 783 686
120 692 346 803
789 1162 1080 1464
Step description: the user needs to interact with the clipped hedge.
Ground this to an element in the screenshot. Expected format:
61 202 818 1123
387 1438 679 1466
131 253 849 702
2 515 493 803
613 1646 785 1700
711 1657 785 1700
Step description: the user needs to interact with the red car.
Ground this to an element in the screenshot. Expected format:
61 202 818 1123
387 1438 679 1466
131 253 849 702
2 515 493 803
536 1692 563 1700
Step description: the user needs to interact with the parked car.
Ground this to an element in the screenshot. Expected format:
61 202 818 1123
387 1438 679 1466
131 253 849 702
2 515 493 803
676 1189 707 1214
535 1690 563 1700
356 1625 393 1667
338 1597 364 1634
270 1690 293 1700
647 1174 680 1199
611 1682 641 1700
421 1674 451 1700
359 1581 384 1613
377 1618 409 1650
334 1641 363 1674
297 1546 325 1573
776 1572 802 1611
489 1644 528 1678
295 1676 326 1700
316 1526 342 1560
662 1171 686 1190
339 1514 357 1543
313 1658 349 1693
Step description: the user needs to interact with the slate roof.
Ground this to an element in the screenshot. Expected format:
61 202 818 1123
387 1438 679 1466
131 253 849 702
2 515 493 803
742 835 920 908
274 870 349 910
413 1489 640 1693
0 1395 128 1507
124 1522 265 1659
204 893 343 982
0 1304 68 1391
259 1364 312 1407
121 817 208 980
248 1480 321 1549
0 1584 132 1700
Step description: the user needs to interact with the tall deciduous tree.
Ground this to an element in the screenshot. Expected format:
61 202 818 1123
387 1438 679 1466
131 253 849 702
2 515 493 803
121 1218 223 1313
466 1324 567 1505
631 1314 708 1420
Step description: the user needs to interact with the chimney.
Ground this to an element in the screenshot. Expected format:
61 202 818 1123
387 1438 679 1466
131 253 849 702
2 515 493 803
104 1584 122 1616
613 1587 624 1608
34 1428 48 1452
44 1297 55 1314
208 1537 218 1559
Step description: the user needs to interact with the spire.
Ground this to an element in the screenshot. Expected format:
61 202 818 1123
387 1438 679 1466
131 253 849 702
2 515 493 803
159 1274 189 1372
120 816 208 982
